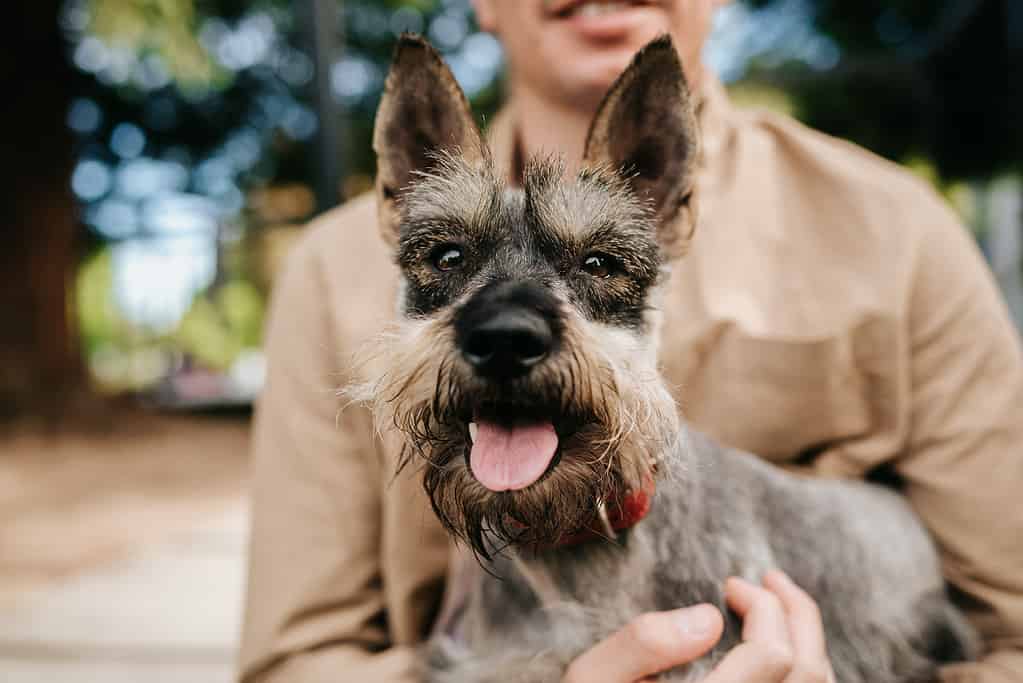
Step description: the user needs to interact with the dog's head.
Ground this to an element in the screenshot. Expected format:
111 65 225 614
352 34 699 557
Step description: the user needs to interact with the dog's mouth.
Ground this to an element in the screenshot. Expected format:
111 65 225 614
462 406 583 493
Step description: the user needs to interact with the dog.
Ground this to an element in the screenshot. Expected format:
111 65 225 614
348 34 979 682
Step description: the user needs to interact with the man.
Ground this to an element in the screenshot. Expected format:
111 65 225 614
238 1 1023 681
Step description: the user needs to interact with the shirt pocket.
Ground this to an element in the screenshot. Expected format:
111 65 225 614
667 314 903 464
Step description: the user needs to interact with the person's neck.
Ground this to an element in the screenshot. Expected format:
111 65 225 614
508 67 708 180
510 82 596 178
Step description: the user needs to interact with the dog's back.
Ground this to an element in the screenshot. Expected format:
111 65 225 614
644 430 980 681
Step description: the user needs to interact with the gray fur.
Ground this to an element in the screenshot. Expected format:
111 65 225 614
363 34 980 683
424 430 979 682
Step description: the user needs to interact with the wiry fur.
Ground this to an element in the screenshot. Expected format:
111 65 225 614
348 297 678 559
347 34 980 682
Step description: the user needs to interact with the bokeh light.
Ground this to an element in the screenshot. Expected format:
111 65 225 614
62 0 1022 401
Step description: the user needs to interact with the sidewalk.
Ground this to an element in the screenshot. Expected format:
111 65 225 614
0 499 248 683
0 414 250 682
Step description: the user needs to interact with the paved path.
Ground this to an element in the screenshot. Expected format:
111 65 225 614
0 499 248 682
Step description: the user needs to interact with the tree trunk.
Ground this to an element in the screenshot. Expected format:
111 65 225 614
0 1 84 419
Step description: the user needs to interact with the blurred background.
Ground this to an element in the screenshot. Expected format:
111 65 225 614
0 1 1020 681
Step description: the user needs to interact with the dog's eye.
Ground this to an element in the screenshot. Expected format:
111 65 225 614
581 253 616 278
432 245 464 272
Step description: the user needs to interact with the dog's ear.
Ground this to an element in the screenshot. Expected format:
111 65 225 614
583 35 699 258
373 34 484 246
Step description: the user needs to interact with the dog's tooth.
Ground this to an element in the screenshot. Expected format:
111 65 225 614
468 422 478 444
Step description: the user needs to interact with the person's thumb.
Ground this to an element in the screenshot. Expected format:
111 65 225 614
564 604 723 682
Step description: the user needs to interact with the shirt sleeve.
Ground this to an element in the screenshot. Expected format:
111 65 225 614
237 234 418 683
894 196 1023 682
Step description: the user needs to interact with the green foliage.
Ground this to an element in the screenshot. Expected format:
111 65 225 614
70 0 1020 395
86 0 227 92
76 248 127 356
175 278 264 370
742 0 1021 180
176 294 237 370
215 279 265 349
76 242 267 387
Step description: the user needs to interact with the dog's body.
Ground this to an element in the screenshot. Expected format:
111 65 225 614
354 35 979 682
426 430 976 682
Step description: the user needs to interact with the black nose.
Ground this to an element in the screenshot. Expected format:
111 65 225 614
460 310 554 379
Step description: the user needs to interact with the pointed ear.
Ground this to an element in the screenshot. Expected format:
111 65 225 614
583 35 700 258
373 34 484 246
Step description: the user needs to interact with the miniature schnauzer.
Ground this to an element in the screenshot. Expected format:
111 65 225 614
348 34 978 682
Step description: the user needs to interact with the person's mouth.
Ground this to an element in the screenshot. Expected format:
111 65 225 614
545 0 659 20
544 0 662 41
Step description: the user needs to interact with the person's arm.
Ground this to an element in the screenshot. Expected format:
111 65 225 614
895 196 1023 682
238 234 417 682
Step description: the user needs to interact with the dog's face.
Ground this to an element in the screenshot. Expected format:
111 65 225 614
355 35 699 556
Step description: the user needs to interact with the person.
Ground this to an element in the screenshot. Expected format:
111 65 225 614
237 1 1023 681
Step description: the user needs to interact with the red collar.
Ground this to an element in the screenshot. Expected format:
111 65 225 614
525 474 654 549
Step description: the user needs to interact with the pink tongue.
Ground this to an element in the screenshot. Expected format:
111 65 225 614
470 420 559 492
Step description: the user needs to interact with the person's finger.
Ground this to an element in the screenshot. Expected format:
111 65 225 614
563 604 723 683
725 577 793 651
699 577 795 683
763 571 826 658
763 571 833 683
701 641 795 682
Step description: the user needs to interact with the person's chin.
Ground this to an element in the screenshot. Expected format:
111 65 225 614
559 49 643 97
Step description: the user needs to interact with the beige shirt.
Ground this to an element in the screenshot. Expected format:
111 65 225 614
239 79 1023 682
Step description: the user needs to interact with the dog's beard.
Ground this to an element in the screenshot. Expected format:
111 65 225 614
345 313 680 559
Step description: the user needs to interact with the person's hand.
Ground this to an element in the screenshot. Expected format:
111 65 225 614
703 571 836 683
562 571 835 683
563 603 724 682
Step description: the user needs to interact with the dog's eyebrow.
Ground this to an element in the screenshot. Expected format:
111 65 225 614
401 216 469 238
398 186 503 244
579 221 659 273
581 220 648 245
395 152 504 233
397 219 484 267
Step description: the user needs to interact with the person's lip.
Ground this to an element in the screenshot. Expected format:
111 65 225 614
544 0 662 41
544 0 659 19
